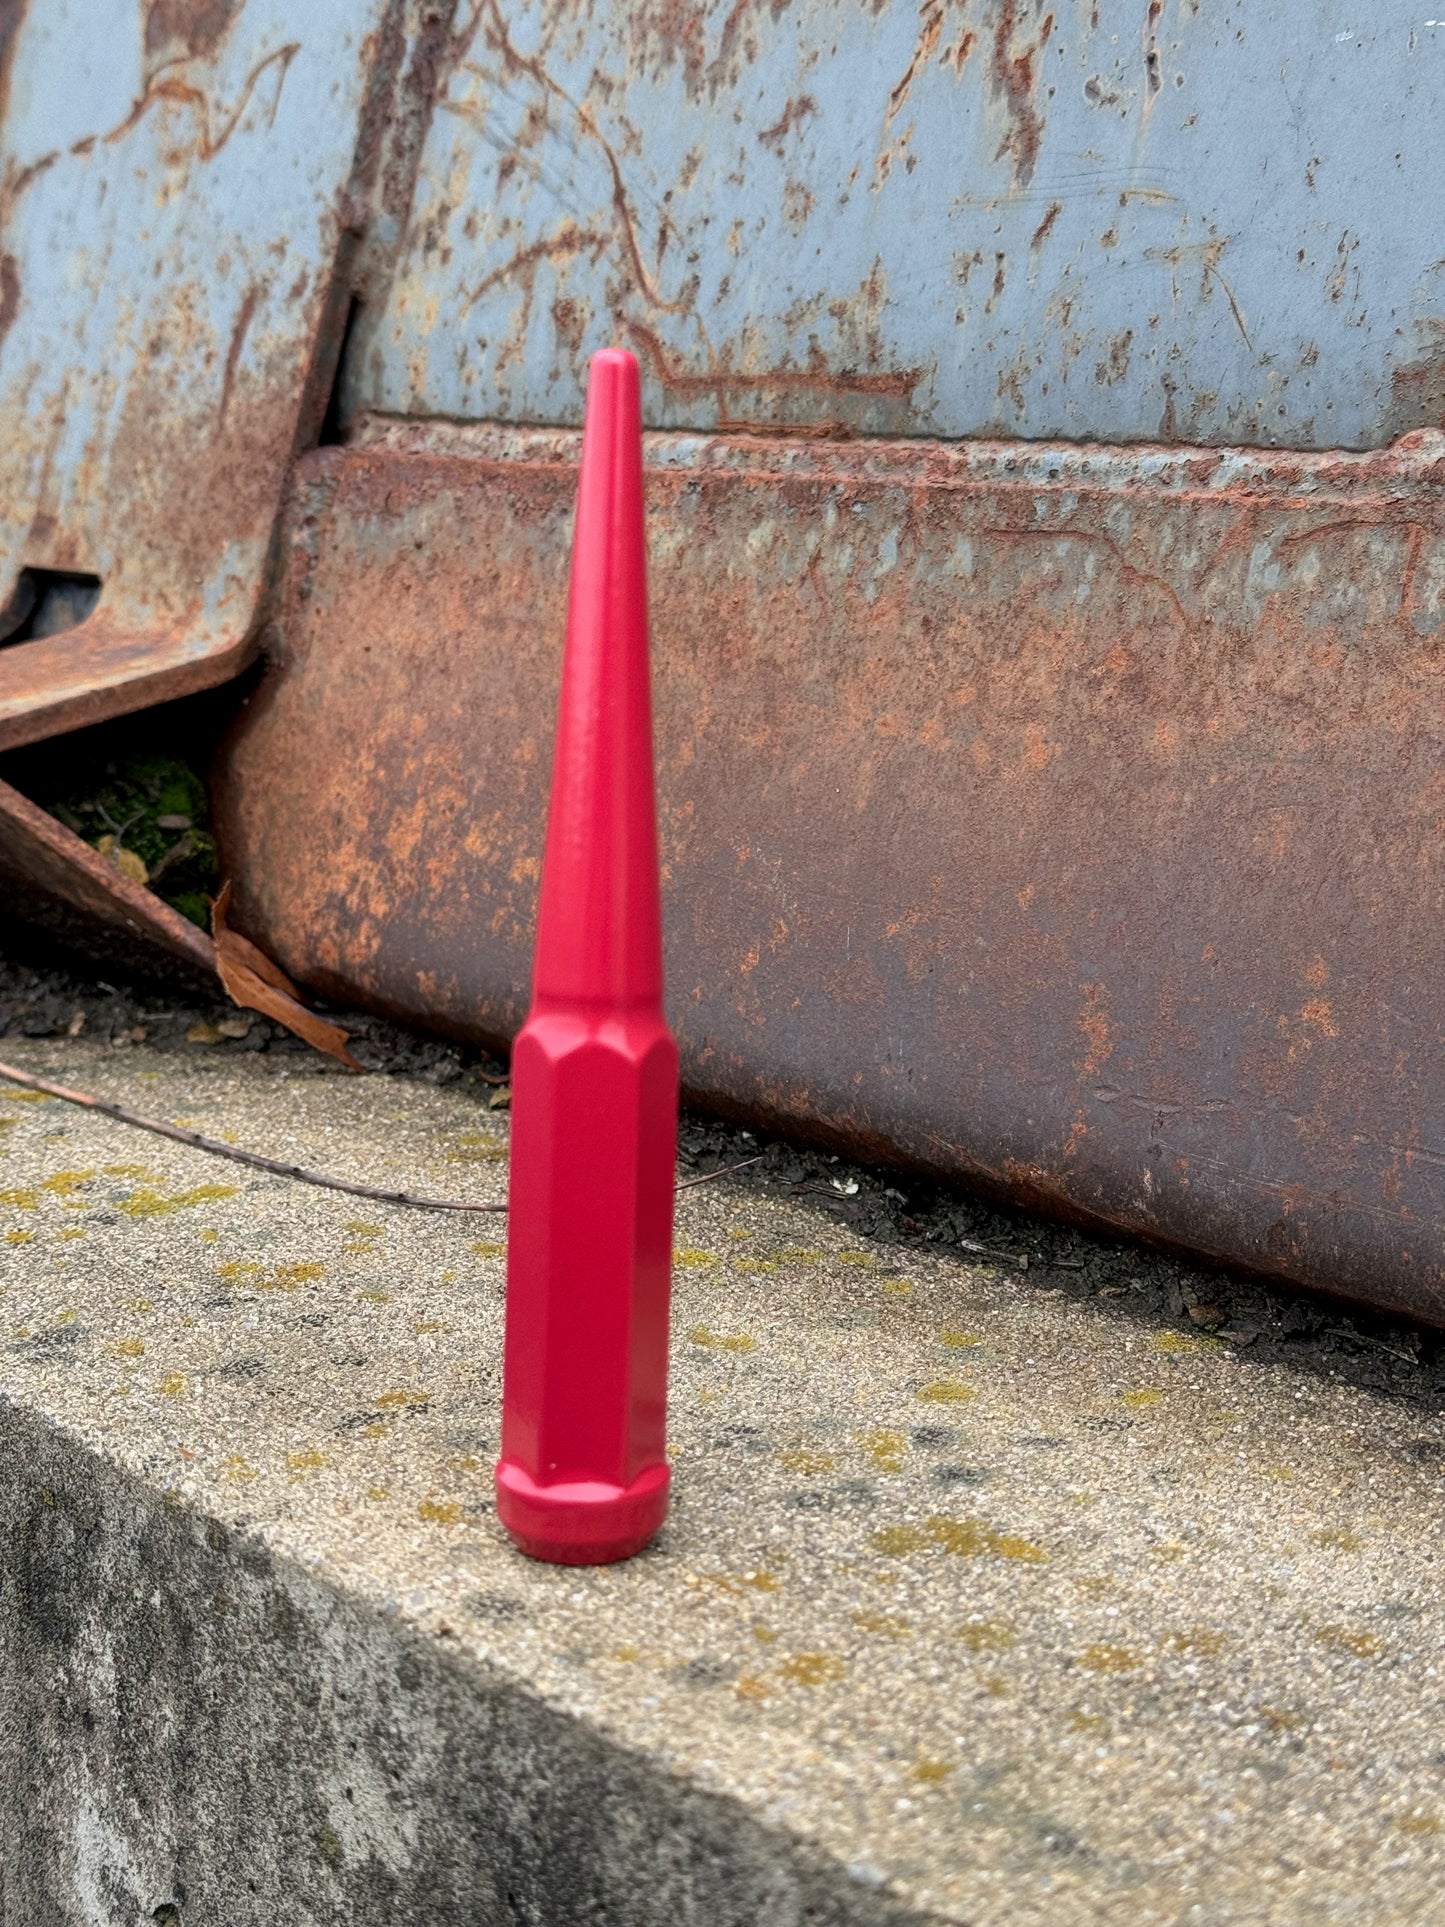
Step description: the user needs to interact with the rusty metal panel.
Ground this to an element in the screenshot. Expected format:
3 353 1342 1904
0 776 215 985
347 0 1445 448
214 419 1445 1320
0 0 412 749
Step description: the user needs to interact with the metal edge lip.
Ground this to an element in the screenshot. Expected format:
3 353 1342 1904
341 413 1445 504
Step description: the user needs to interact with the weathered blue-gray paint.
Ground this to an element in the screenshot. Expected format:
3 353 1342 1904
0 0 394 739
350 0 1445 448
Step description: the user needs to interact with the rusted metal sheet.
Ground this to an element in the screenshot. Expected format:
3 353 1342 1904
0 0 433 750
215 418 1445 1320
0 775 215 985
347 0 1445 449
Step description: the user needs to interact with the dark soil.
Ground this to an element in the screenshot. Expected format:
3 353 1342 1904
2 935 1443 1423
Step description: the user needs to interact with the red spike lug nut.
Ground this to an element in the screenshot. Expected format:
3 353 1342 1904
495 348 678 1565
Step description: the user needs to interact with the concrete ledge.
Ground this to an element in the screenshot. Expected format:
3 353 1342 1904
2 1403 906 1927
2 1043 1445 1924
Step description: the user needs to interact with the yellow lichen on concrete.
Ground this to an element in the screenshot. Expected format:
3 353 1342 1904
688 1327 755 1353
857 1428 907 1472
872 1516 1047 1564
777 1653 846 1686
417 1497 465 1525
1159 1628 1225 1657
852 1610 910 1639
1078 1644 1142 1674
957 1620 1017 1653
121 1184 239 1218
1314 1626 1386 1660
917 1379 976 1404
39 1170 95 1195
256 1263 325 1291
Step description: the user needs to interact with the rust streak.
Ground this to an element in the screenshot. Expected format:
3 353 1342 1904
625 319 922 404
975 524 1191 627
582 103 693 317
100 41 300 162
458 226 610 316
477 0 552 95
217 281 262 431
714 0 752 65
144 0 242 62
476 0 692 320
1142 0 1164 112
0 252 18 355
0 0 26 137
758 95 817 150
1272 516 1434 619
888 0 945 122
1400 520 1427 623
0 148 58 222
1030 200 1062 250
1273 517 1433 553
990 0 1051 187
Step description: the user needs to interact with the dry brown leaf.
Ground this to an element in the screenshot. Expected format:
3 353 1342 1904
212 881 305 999
211 881 361 1070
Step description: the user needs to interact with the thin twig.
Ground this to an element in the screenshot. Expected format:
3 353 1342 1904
0 1062 766 1213
0 1059 505 1214
95 803 146 842
1324 1326 1418 1367
676 1154 763 1191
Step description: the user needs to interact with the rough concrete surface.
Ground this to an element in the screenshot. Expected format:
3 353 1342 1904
1 1040 1443 1926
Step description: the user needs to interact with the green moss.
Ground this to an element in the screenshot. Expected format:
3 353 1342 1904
40 749 219 922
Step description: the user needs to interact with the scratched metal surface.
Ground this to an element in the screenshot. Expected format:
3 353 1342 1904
0 0 400 747
214 421 1445 1320
348 0 1445 447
